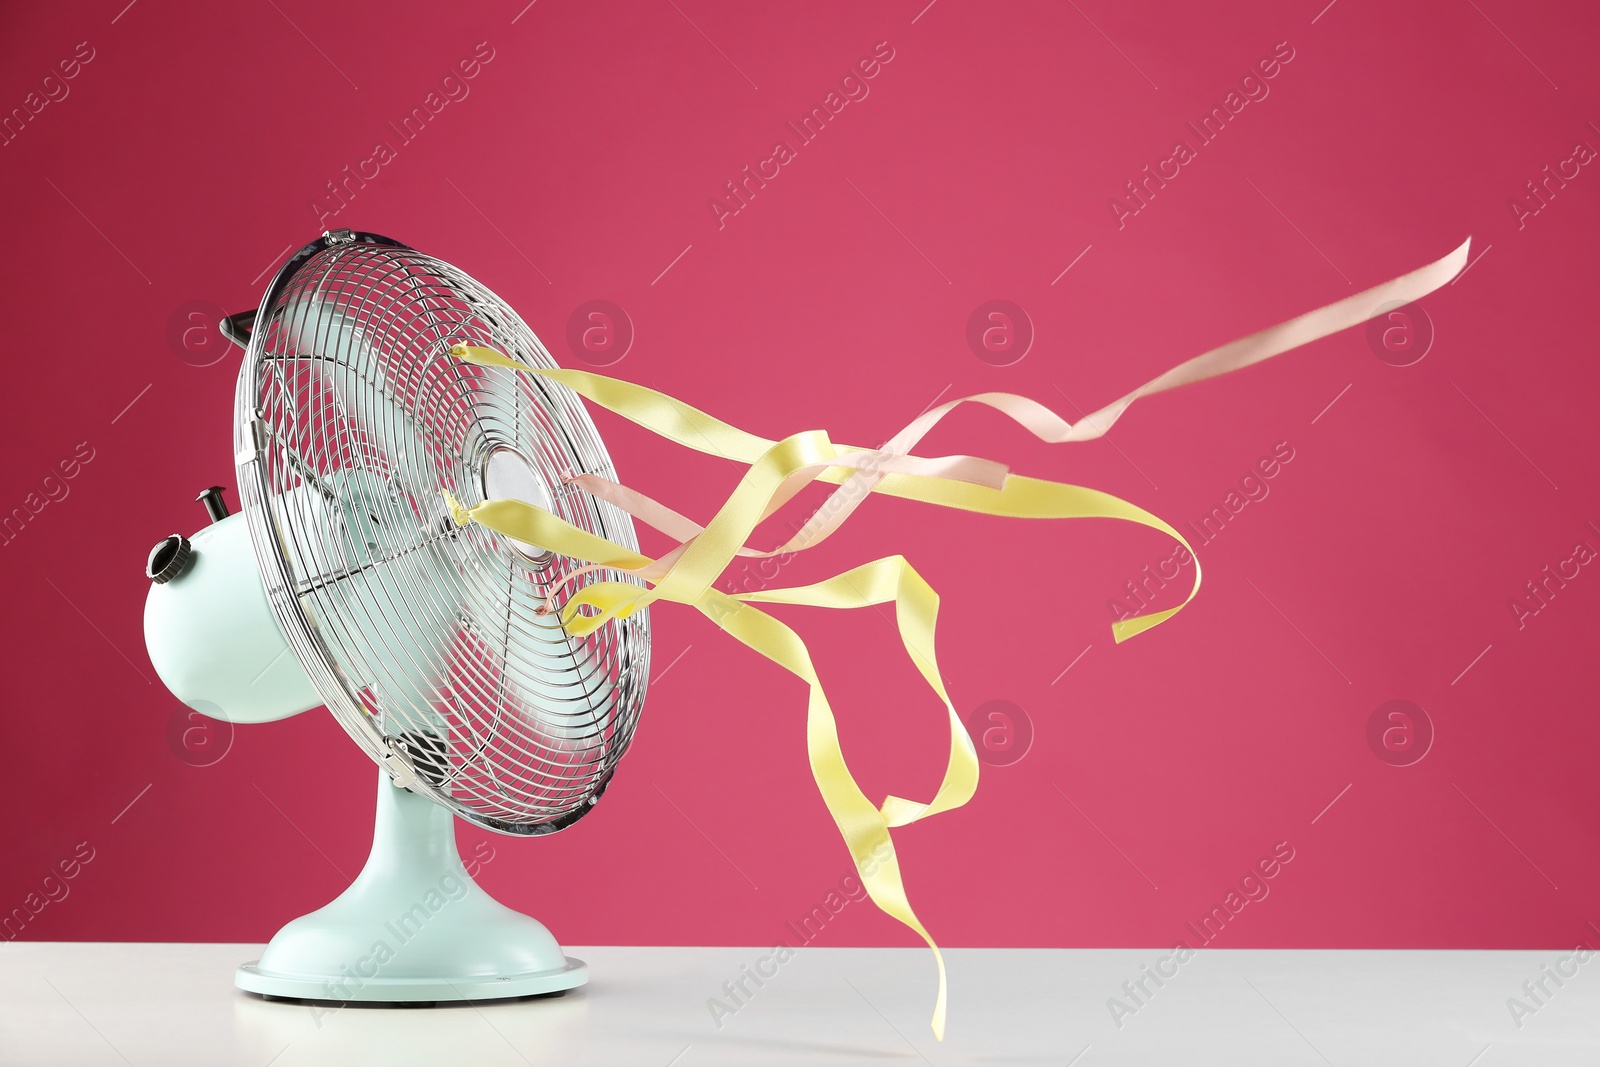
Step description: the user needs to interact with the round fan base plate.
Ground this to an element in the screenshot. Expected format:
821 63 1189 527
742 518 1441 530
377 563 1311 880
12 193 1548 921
232 774 587 1006
236 957 587 1003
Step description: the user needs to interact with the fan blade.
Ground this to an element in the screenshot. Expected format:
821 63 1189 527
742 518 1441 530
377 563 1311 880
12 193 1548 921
277 293 444 496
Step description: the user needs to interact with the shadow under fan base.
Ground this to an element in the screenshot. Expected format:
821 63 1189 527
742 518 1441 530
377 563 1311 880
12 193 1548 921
234 771 588 1003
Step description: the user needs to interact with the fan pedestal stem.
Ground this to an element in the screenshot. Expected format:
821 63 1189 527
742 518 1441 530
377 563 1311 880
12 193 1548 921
235 770 587 1003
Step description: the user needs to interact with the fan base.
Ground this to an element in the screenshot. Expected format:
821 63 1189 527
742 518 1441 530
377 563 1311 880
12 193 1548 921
235 770 586 1005
236 958 587 1003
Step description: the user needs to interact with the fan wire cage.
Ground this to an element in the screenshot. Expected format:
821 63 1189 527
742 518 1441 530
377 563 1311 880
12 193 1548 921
234 237 650 834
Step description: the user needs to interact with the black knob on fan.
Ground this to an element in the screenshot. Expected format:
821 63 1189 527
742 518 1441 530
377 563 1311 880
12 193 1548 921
197 486 230 522
146 535 193 584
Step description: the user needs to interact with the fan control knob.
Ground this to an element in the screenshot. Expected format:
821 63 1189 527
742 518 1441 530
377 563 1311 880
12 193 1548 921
196 486 230 522
146 534 193 584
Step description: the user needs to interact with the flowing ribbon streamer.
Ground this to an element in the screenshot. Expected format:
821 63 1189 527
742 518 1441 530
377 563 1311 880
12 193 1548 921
441 239 1468 1038
443 483 971 1037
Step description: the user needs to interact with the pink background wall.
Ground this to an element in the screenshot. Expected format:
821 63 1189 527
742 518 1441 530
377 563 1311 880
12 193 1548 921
3 0 1597 953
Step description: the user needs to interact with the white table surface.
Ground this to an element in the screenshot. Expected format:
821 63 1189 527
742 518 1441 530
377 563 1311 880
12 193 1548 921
2 943 1596 1066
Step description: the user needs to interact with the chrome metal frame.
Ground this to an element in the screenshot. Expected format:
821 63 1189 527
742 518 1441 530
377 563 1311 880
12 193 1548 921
232 231 651 835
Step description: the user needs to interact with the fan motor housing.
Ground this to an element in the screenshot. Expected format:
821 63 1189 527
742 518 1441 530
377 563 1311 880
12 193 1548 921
143 512 323 724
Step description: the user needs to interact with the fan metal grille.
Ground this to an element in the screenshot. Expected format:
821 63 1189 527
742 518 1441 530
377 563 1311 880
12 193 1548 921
234 240 650 834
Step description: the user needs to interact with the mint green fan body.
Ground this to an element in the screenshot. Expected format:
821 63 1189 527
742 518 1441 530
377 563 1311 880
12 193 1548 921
141 230 650 1002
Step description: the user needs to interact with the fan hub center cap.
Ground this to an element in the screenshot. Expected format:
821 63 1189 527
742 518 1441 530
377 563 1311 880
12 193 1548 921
480 448 556 565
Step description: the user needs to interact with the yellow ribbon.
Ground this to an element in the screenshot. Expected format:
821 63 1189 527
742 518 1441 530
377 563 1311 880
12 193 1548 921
438 237 1469 1039
444 347 1190 1043
448 343 1200 642
442 484 972 1036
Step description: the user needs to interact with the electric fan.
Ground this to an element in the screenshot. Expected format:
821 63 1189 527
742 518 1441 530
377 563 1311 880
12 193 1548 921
143 229 649 1001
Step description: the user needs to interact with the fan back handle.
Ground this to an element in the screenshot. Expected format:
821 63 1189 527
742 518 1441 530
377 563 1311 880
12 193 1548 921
221 309 257 350
220 229 414 352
